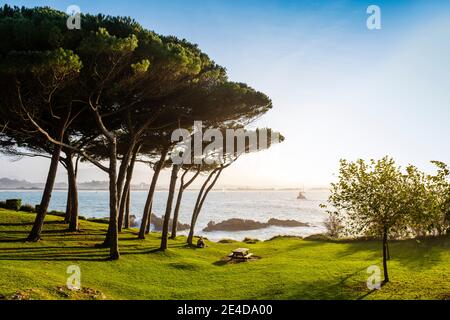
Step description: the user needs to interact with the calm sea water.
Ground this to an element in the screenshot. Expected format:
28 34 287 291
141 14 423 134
0 190 329 241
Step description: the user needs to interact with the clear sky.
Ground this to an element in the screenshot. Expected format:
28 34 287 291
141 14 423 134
1 0 450 188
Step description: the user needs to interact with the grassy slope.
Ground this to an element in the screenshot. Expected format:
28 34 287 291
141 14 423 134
0 208 449 300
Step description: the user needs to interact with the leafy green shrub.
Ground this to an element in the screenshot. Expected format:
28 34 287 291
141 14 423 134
20 204 35 213
48 210 65 217
243 237 260 244
217 239 236 244
0 201 6 209
323 213 343 238
266 235 303 241
87 218 109 224
303 233 333 241
6 199 22 211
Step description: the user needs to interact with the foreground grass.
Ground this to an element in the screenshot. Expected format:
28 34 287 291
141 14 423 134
0 208 449 300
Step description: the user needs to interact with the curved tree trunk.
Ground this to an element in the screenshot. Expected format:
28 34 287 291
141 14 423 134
386 241 390 261
116 142 136 215
27 121 66 242
187 169 219 245
145 202 153 234
90 105 120 259
382 226 389 283
187 165 228 245
193 168 224 231
118 144 140 231
171 167 200 239
124 188 131 229
160 165 180 250
138 147 169 239
66 152 79 232
170 171 187 239
64 171 73 224
103 140 120 260
116 110 161 214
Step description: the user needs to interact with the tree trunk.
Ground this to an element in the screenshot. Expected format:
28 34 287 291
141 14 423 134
187 169 219 245
64 171 72 223
170 186 184 239
160 165 180 250
102 140 120 260
116 112 160 209
386 240 390 261
90 107 119 259
171 168 200 239
66 152 79 232
117 185 127 232
27 126 65 242
382 226 389 283
145 202 153 234
187 166 225 245
116 142 137 214
124 188 131 229
171 173 186 239
138 147 169 239
194 169 223 225
118 144 140 231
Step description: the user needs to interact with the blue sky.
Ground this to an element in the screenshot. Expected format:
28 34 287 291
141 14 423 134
1 0 450 187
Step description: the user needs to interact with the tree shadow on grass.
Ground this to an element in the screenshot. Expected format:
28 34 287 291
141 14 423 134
390 238 447 271
0 222 34 227
0 241 166 261
0 221 99 240
335 239 445 271
119 248 158 255
212 259 229 266
334 240 381 260
357 288 379 300
0 221 62 227
0 232 106 244
0 245 109 261
269 270 379 300
0 238 27 243
40 229 75 234
0 231 31 236
178 244 203 250
336 266 368 285
356 280 392 300
116 236 145 241
0 242 153 258
254 279 360 300
40 231 105 238
285 239 337 252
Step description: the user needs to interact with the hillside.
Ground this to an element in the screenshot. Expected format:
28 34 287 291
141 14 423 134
0 209 448 300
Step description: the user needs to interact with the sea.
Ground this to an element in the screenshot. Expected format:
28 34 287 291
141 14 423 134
0 190 329 241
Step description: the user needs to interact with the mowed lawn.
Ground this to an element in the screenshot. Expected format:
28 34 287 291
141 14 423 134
0 208 448 300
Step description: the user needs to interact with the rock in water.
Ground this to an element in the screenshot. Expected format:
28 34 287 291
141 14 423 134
203 218 310 232
203 219 268 232
150 213 190 231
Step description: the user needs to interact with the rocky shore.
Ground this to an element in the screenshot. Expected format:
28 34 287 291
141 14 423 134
130 214 190 231
203 218 309 232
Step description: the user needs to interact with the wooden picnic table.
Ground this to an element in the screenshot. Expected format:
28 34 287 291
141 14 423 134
228 248 253 260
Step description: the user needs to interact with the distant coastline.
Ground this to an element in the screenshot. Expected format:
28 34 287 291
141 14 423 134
0 177 329 192
0 187 327 192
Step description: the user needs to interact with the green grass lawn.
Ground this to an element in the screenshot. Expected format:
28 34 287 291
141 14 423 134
0 208 449 300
